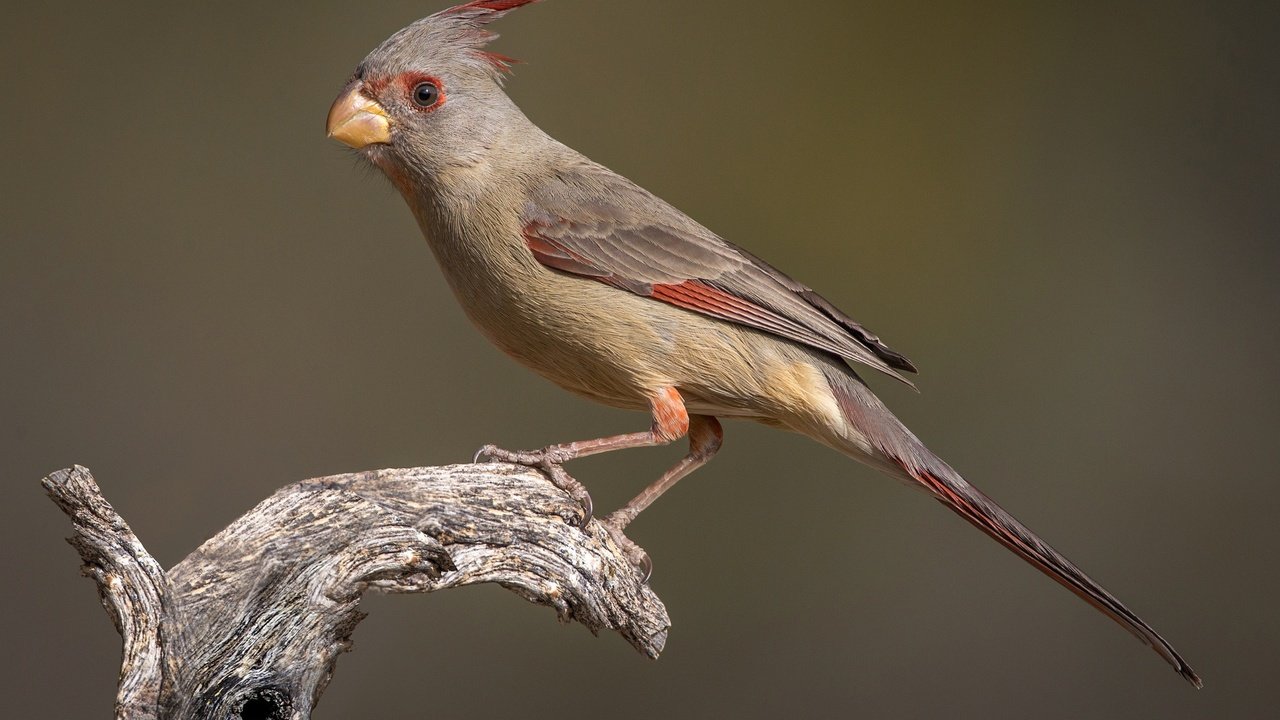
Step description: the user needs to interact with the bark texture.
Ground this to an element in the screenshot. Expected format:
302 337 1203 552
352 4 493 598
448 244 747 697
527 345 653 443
42 464 669 719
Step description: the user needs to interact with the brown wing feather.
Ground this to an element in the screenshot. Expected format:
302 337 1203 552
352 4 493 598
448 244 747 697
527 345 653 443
521 181 917 385
650 280 858 359
731 246 917 373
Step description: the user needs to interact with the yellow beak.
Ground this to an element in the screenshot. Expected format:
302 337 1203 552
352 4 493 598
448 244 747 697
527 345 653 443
326 83 391 149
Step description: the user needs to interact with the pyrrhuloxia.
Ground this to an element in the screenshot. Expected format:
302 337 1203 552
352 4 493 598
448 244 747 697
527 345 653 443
326 0 1199 686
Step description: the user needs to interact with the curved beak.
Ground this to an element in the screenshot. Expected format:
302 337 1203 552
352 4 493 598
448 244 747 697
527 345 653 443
326 82 391 149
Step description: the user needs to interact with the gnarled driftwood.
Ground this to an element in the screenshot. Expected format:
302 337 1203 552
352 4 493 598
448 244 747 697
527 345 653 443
42 464 669 719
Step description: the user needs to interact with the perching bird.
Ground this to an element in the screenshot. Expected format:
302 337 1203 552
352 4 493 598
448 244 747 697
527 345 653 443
326 0 1200 686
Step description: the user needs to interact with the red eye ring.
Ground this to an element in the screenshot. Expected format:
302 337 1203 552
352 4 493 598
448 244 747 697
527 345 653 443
412 81 440 108
401 73 445 111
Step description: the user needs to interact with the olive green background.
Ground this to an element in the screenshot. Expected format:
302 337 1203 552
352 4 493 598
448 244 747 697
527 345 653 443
3 1 1277 717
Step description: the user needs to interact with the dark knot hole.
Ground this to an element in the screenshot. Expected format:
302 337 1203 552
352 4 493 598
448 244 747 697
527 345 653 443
237 687 291 720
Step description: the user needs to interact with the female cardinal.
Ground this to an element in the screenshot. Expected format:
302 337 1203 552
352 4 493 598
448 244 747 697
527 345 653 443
326 0 1199 686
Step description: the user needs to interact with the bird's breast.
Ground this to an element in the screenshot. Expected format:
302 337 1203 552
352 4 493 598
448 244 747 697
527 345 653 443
413 210 669 408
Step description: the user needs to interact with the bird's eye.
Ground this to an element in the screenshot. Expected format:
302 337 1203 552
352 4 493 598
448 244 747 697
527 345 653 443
412 81 441 109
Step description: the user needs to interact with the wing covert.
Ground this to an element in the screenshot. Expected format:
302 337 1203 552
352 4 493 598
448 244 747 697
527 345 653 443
521 175 917 384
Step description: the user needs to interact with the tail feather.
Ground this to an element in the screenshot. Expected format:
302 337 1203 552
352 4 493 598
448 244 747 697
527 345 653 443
824 369 1202 688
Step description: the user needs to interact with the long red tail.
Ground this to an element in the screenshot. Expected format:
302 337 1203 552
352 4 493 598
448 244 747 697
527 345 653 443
825 369 1202 687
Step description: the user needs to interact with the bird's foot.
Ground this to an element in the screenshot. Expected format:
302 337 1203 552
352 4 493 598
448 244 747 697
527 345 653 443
474 443 593 526
601 510 653 583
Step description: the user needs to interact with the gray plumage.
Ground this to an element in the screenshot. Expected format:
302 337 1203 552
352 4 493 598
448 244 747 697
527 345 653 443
327 0 1200 687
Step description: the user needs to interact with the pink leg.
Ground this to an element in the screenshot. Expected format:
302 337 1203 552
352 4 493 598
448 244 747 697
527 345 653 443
604 414 723 530
475 388 722 578
599 414 723 580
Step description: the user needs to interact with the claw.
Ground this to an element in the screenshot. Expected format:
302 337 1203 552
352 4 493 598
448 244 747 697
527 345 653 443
637 552 653 584
600 514 653 582
540 461 593 525
570 483 593 524
472 442 594 526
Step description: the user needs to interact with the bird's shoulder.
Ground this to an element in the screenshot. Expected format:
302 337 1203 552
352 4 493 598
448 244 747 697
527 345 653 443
521 160 742 283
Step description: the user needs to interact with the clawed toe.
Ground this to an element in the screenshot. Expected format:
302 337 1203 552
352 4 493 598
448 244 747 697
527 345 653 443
474 443 653 580
474 444 540 465
473 443 593 526
601 515 652 582
542 461 593 525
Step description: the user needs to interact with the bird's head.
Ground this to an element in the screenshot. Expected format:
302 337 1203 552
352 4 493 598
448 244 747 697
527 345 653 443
326 1 539 186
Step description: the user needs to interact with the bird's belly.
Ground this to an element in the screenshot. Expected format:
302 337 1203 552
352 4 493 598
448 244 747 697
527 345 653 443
437 248 838 427
450 271 675 410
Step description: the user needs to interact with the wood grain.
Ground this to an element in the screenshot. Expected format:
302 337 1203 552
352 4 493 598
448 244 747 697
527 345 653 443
43 464 669 719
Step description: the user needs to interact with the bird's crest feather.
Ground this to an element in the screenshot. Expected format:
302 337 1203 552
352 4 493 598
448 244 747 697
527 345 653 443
439 0 541 21
435 0 539 76
367 0 539 81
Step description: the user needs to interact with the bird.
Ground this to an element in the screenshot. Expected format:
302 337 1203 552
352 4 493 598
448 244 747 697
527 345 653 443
326 0 1200 687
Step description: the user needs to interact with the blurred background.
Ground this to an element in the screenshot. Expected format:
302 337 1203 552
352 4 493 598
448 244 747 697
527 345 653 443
3 1 1277 717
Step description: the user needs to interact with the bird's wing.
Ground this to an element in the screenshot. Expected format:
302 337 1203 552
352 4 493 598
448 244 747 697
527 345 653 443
521 173 917 385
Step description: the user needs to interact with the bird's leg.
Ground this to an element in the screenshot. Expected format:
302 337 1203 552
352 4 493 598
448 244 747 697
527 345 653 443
602 414 723 531
599 414 723 580
474 388 692 529
474 429 665 526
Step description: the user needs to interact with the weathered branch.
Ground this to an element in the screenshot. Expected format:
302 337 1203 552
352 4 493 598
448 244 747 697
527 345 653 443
43 464 669 719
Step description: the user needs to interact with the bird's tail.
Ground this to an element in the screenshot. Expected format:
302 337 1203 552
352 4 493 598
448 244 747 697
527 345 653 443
820 367 1201 688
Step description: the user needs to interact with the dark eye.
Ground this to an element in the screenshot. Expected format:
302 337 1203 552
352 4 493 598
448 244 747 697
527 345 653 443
412 81 441 108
